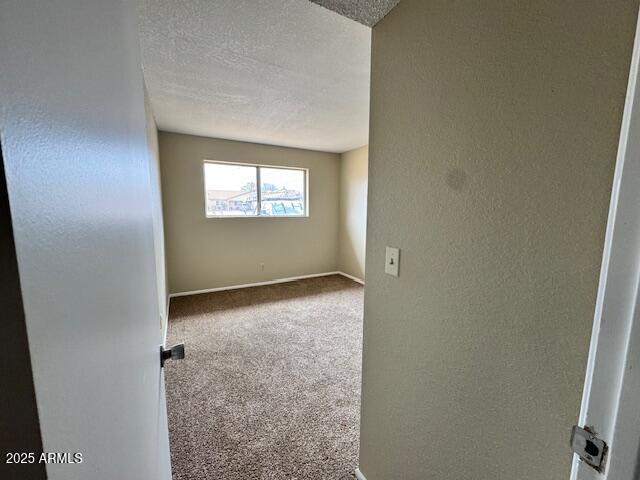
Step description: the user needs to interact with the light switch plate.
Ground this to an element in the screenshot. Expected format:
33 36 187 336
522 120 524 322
385 247 400 277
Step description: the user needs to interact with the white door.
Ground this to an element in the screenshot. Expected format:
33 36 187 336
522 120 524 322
571 9 640 480
0 1 172 479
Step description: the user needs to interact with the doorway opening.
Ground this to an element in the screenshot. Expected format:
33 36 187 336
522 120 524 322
137 1 375 478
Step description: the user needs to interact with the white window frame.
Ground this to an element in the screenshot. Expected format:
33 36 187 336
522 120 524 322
203 160 309 219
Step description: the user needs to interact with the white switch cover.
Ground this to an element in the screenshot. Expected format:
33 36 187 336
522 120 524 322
385 247 400 277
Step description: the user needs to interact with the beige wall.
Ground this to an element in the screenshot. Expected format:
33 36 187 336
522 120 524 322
359 1 638 480
338 145 368 280
159 132 340 294
144 90 168 329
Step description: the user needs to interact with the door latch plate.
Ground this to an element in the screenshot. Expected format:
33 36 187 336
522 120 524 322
571 426 607 473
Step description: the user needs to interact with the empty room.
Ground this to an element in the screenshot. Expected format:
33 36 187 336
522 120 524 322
139 1 372 477
3 1 640 480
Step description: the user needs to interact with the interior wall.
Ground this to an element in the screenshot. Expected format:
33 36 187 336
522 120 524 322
160 132 340 294
338 145 368 281
359 1 639 479
144 90 168 329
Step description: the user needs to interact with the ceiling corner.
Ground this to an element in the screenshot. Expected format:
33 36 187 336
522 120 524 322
307 0 402 27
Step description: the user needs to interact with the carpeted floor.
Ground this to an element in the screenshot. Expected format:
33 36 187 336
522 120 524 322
165 275 363 480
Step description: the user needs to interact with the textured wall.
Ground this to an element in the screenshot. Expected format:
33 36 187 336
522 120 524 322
145 91 169 330
338 145 368 280
359 1 639 479
160 132 340 294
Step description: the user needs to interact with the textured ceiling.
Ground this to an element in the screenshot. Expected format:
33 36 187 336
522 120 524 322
138 0 371 153
308 0 401 27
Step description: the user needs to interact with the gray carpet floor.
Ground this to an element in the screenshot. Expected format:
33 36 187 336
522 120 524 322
165 275 363 479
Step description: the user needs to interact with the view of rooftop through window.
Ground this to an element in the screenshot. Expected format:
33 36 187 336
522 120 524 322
204 162 306 217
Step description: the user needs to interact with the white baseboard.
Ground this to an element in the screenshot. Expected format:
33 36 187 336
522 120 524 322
337 271 365 285
355 468 367 480
163 271 364 346
168 271 350 299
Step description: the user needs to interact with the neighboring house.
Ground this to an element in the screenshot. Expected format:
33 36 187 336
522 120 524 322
206 188 303 215
207 190 257 214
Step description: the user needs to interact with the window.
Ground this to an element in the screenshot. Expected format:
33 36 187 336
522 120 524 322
204 161 307 217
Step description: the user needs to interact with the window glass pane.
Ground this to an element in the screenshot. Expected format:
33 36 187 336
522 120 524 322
259 167 305 216
204 163 257 216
